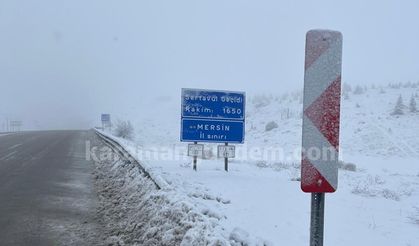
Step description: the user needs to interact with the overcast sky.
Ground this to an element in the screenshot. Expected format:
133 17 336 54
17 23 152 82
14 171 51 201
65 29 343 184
1 0 418 129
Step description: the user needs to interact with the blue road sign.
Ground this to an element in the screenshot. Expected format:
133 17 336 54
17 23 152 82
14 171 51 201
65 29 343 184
181 88 245 143
181 118 244 143
182 88 245 120
101 114 110 122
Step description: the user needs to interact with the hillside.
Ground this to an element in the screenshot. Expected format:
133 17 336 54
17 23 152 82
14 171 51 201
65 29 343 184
102 82 419 245
129 83 419 159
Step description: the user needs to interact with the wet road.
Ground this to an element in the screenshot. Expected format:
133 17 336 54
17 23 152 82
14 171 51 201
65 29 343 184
0 131 101 245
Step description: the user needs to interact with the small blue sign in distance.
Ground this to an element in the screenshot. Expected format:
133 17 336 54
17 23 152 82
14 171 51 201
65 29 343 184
181 118 244 143
182 88 245 120
101 114 110 122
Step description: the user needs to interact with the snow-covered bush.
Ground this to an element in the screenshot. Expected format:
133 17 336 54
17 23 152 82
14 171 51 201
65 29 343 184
351 175 383 197
272 162 290 171
338 161 357 172
352 183 376 197
265 121 278 131
374 175 386 185
114 120 135 140
256 160 268 168
252 95 271 108
382 189 400 201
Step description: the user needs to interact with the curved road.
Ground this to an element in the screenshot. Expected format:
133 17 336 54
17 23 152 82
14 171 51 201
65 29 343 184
0 131 101 245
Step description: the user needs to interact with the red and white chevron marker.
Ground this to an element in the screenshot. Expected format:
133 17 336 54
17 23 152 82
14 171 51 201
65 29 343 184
301 30 343 193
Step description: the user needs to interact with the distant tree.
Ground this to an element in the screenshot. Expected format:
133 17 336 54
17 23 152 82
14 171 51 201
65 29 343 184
343 83 352 93
391 95 405 115
409 95 417 113
353 85 364 95
403 81 411 88
389 83 400 89
379 87 386 94
281 93 289 101
343 91 349 100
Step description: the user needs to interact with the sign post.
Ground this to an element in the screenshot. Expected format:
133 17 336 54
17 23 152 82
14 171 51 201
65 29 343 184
310 193 325 246
181 88 245 170
101 114 111 131
217 143 235 172
188 142 203 171
301 30 343 246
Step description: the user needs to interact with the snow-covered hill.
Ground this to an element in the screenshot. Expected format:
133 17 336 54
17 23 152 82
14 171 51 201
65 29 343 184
105 82 419 245
128 82 419 159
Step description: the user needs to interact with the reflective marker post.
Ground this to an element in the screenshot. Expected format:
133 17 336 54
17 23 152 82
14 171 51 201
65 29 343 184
301 29 343 246
310 193 325 246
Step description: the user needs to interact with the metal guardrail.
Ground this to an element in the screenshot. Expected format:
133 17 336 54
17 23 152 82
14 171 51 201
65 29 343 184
95 130 161 190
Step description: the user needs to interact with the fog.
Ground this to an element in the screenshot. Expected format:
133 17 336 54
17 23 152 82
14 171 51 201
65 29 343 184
1 0 418 130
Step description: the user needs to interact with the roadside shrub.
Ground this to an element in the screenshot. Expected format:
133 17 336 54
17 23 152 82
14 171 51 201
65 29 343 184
382 189 400 201
338 161 357 172
252 95 271 108
114 120 135 140
256 160 269 168
272 162 290 171
352 183 376 197
265 121 278 131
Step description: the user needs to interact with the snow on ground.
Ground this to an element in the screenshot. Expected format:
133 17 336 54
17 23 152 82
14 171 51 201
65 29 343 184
103 83 419 245
94 132 271 245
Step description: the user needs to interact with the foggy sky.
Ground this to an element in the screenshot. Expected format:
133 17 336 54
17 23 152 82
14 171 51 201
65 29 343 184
1 0 418 130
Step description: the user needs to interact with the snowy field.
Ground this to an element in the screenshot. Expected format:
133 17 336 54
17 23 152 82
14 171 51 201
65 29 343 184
102 83 419 245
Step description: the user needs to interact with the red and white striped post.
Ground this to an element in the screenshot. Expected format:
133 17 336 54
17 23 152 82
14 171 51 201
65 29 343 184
301 30 343 246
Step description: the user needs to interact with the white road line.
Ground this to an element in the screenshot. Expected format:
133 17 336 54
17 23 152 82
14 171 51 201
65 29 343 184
8 143 23 150
1 150 17 161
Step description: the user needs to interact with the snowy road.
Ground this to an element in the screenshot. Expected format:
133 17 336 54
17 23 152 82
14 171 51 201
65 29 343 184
0 131 101 245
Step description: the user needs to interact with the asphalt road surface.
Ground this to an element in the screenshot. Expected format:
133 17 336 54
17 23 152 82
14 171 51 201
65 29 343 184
0 131 101 245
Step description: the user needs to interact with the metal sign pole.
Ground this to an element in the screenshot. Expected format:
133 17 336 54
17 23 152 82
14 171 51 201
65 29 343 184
310 193 325 246
224 142 228 172
193 141 198 171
